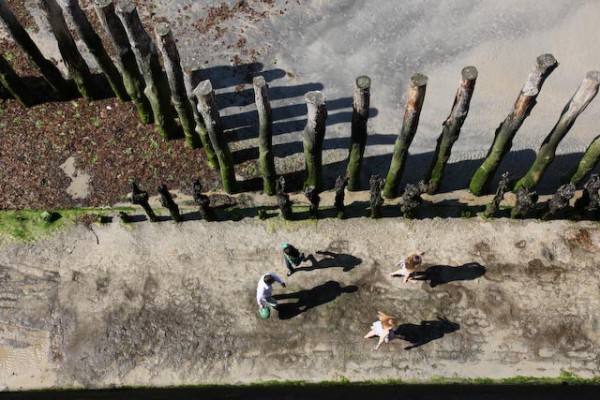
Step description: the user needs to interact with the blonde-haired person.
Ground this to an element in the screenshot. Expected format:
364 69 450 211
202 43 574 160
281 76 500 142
364 311 398 350
390 251 424 283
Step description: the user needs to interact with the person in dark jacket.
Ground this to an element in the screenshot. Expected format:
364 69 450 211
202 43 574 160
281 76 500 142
280 243 307 276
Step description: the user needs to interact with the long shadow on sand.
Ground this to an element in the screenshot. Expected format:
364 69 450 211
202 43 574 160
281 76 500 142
293 250 362 273
273 280 358 320
412 262 486 288
394 317 460 350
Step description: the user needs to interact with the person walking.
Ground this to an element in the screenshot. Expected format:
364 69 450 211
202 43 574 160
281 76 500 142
390 251 425 283
280 243 307 276
364 311 398 350
256 272 286 312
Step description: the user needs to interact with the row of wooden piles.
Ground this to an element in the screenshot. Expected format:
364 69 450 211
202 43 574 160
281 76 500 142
1 1 600 207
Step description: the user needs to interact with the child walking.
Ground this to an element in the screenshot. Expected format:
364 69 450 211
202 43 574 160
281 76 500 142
390 251 425 283
364 311 398 350
280 243 307 276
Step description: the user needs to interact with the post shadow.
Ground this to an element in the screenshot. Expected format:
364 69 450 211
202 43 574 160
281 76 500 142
393 317 460 350
356 149 592 195
293 250 362 273
123 214 148 223
0 73 122 105
192 62 284 91
272 280 358 320
224 93 379 145
411 262 486 288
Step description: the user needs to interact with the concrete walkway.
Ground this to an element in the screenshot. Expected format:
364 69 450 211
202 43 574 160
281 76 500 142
0 216 598 390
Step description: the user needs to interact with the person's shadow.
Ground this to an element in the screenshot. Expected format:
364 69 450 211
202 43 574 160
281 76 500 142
393 317 460 350
411 262 486 287
294 251 362 273
273 281 358 320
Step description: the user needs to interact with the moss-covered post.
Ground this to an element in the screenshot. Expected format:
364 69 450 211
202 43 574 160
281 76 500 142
116 0 180 140
302 91 327 192
0 54 34 106
567 134 600 186
426 66 478 194
0 0 72 97
514 71 600 191
154 23 200 148
469 54 558 195
94 0 152 123
183 68 218 169
346 75 371 191
383 73 428 198
40 0 97 100
193 80 238 194
252 76 277 195
62 0 129 101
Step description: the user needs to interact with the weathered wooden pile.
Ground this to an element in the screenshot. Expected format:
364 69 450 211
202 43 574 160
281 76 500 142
1 1 599 220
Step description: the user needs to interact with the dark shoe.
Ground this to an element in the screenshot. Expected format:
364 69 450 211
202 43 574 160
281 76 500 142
287 270 294 277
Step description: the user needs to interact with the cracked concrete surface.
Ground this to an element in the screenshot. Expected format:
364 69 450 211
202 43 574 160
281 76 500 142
0 217 598 390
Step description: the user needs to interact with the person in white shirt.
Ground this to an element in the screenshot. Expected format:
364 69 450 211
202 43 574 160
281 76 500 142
390 251 425 283
364 311 399 350
256 272 286 310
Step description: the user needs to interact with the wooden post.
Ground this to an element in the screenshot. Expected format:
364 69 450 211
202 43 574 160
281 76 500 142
193 80 238 194
183 68 218 169
469 54 558 195
276 176 292 220
515 71 600 191
426 66 478 194
302 91 327 192
116 0 180 140
94 0 152 123
0 54 34 106
192 179 215 221
567 134 600 186
129 180 157 222
40 0 97 100
542 183 575 220
483 172 509 218
253 76 277 195
157 183 182 222
383 73 428 198
304 186 320 219
0 0 72 97
369 175 385 218
400 181 428 219
574 174 600 213
334 175 349 219
510 187 538 219
346 75 371 191
62 0 129 101
154 23 200 148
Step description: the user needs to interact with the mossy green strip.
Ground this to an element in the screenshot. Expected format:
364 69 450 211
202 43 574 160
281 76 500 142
0 207 134 242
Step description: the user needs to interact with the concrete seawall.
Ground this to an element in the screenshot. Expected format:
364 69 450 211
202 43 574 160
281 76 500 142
0 217 598 390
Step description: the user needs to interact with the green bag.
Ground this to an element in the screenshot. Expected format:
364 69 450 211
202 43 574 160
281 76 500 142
258 307 270 319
